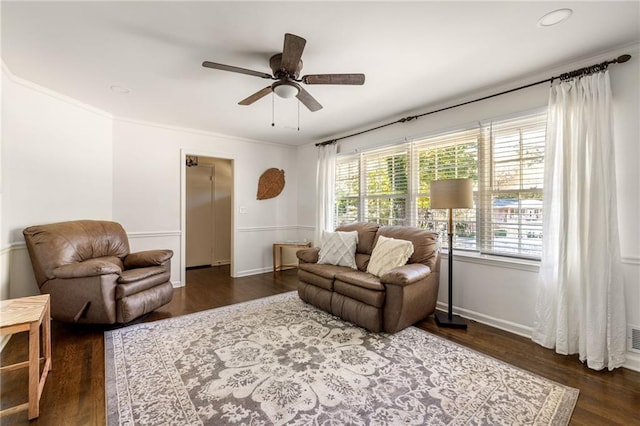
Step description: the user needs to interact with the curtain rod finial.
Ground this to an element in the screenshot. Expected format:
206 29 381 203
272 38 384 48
616 54 631 63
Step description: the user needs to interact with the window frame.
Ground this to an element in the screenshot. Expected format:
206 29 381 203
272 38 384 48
333 110 547 260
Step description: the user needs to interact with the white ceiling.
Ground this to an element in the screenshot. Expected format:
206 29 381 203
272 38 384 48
2 1 639 146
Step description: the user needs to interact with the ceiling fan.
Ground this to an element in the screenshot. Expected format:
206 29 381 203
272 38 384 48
202 33 365 112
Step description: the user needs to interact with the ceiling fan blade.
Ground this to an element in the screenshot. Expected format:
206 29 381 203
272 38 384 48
280 33 306 74
302 74 366 85
202 61 274 79
296 85 322 112
238 86 273 105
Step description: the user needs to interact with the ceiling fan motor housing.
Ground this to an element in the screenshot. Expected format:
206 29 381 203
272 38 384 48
270 53 302 79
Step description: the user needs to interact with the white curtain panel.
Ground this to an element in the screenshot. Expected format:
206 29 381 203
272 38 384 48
532 70 626 370
315 143 337 245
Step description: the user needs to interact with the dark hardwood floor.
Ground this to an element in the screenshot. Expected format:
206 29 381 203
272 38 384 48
1 265 639 425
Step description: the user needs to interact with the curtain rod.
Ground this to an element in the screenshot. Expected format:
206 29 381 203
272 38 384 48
316 54 632 147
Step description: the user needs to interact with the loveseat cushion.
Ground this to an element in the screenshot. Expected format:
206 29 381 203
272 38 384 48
298 263 354 291
377 226 439 270
334 270 384 291
336 222 380 255
317 231 358 269
334 270 385 308
366 236 414 277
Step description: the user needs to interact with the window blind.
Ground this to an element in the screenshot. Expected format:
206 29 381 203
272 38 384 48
479 112 546 258
362 144 409 226
335 154 360 227
414 128 479 249
333 110 547 259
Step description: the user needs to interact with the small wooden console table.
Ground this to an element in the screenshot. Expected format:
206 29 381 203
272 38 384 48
273 241 312 276
0 294 52 420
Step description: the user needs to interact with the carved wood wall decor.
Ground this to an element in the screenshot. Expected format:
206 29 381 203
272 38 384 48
257 168 285 200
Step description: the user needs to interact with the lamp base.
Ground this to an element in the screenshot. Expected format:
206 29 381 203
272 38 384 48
435 311 468 329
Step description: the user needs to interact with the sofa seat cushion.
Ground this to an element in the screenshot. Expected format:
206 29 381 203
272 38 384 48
331 293 383 332
298 263 354 280
334 271 385 308
334 270 384 291
298 263 354 291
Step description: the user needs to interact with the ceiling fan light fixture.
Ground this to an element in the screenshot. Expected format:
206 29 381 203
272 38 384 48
273 82 299 99
537 8 573 27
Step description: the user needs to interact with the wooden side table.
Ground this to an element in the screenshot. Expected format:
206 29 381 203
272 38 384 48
273 241 312 276
0 294 52 420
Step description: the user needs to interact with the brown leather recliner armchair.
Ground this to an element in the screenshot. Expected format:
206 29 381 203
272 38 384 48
23 220 174 324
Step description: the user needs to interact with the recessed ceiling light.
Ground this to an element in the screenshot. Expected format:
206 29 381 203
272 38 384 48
110 84 131 94
537 8 573 27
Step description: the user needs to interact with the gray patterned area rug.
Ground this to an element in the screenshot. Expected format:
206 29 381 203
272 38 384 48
105 292 578 425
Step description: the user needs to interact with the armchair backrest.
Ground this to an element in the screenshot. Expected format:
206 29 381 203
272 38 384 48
23 220 130 286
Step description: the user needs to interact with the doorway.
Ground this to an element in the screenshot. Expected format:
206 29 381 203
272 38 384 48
184 154 233 278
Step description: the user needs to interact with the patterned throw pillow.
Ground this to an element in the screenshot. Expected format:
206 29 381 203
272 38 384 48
317 231 358 269
367 235 414 277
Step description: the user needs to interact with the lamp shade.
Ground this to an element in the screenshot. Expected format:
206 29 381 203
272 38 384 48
430 178 474 209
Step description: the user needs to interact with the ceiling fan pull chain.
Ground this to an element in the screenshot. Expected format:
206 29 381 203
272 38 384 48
297 100 300 131
271 92 275 127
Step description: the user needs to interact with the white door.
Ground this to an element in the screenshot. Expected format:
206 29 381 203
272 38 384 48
186 165 214 267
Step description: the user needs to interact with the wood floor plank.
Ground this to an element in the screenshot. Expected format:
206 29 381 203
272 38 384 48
1 265 638 425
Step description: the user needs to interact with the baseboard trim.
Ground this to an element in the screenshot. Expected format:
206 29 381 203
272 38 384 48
234 266 272 277
435 302 532 338
623 351 640 372
436 302 640 372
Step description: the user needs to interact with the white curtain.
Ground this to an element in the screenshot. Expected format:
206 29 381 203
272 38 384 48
315 143 337 245
532 70 626 370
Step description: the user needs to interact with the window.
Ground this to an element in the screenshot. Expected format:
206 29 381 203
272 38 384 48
335 155 360 226
363 145 409 226
334 110 547 259
415 128 479 250
479 114 546 258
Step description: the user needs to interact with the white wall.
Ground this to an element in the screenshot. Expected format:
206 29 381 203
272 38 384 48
111 118 301 280
1 65 302 296
296 44 640 369
1 68 113 298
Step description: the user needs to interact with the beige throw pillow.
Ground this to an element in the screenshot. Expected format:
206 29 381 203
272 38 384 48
367 235 414 277
317 231 358 269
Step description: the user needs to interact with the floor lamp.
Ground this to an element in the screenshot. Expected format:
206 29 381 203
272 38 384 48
430 178 474 329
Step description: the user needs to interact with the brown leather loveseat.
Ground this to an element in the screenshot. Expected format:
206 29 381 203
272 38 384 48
296 222 440 333
23 220 174 324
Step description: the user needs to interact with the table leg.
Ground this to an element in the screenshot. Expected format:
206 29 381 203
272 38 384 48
273 244 277 277
43 299 52 372
28 321 40 419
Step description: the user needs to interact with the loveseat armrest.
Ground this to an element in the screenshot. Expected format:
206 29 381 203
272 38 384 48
380 263 431 286
53 259 122 279
124 250 173 269
297 247 320 264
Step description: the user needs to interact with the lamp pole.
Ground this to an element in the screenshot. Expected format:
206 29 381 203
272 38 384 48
434 207 468 329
